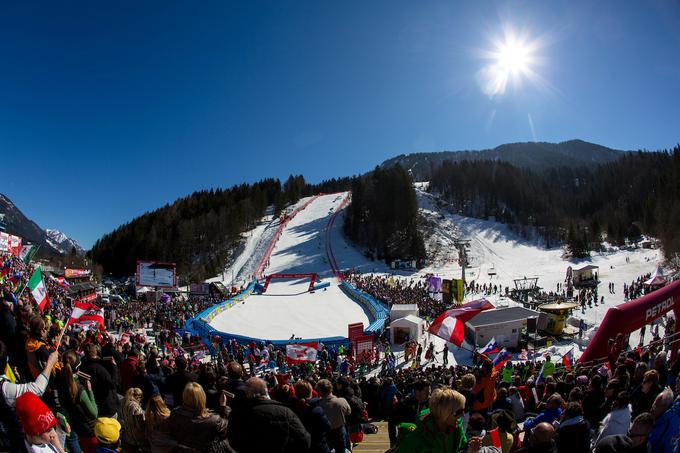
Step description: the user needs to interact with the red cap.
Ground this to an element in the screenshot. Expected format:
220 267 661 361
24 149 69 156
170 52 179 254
15 392 56 437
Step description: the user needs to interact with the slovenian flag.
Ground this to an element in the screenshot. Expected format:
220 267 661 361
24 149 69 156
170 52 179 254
427 299 494 346
28 267 50 312
492 348 513 371
562 348 574 372
479 337 501 355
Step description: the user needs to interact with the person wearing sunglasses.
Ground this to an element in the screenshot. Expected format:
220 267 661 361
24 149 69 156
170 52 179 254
594 412 654 453
394 387 467 453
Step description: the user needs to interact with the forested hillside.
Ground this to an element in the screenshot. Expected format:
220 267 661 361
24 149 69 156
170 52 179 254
89 176 352 280
344 165 426 262
428 146 680 258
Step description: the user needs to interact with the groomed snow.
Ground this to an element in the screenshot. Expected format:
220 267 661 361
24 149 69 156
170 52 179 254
208 193 372 340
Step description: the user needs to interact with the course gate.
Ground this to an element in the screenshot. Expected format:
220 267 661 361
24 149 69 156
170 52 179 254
262 273 318 293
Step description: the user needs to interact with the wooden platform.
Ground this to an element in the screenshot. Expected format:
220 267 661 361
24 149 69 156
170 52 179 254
353 421 390 453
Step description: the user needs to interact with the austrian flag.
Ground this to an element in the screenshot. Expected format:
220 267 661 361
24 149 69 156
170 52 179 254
427 299 494 346
286 343 318 364
68 301 105 330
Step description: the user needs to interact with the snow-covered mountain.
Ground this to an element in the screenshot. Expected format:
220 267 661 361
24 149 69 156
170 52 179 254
45 228 84 255
0 193 82 256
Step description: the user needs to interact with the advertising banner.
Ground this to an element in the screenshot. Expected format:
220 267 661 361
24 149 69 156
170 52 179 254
65 268 91 278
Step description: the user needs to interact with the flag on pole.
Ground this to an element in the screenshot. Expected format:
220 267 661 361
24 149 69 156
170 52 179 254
49 275 70 287
427 299 494 346
492 348 513 371
536 361 546 384
68 301 105 330
561 348 574 372
479 337 501 355
19 244 38 264
28 267 50 312
285 343 318 364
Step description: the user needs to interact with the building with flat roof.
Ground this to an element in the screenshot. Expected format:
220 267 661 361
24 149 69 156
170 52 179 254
465 306 539 349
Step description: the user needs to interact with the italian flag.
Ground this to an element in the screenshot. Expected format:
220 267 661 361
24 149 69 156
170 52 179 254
28 267 50 312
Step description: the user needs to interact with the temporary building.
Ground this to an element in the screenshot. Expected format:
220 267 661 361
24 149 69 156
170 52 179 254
465 306 540 349
390 315 424 345
390 304 419 321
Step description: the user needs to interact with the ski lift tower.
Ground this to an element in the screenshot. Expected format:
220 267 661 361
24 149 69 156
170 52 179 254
454 239 471 283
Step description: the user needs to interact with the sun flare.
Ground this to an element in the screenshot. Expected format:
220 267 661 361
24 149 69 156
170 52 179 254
478 27 544 97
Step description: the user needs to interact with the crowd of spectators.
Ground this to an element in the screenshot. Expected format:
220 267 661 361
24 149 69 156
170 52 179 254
1 252 680 453
343 272 449 319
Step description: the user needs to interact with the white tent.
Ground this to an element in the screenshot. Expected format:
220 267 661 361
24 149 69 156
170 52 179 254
644 266 667 288
390 315 424 345
390 304 419 321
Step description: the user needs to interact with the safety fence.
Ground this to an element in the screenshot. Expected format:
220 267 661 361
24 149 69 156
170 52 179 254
339 280 389 334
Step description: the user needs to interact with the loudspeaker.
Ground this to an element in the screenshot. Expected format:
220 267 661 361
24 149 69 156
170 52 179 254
527 317 537 332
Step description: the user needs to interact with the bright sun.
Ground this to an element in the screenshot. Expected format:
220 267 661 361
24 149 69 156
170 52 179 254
478 28 542 97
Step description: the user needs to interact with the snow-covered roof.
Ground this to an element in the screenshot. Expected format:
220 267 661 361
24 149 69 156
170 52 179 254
391 315 423 327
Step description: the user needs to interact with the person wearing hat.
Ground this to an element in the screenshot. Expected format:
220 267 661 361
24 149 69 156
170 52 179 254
94 417 121 453
15 391 65 453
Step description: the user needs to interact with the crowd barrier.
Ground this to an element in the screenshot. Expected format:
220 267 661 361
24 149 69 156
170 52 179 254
339 281 389 334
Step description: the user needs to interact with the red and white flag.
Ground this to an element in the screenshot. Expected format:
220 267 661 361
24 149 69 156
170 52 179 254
68 301 105 330
286 343 318 364
427 299 494 346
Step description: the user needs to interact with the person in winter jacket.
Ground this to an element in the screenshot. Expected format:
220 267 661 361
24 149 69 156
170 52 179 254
630 369 662 417
291 379 332 453
648 390 680 453
390 380 431 447
121 387 146 452
228 377 310 453
523 394 564 433
554 402 590 453
595 412 654 453
394 387 468 453
317 378 351 453
473 361 498 412
79 344 119 418
165 381 235 452
595 391 632 445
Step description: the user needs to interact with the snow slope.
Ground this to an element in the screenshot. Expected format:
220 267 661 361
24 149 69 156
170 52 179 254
209 193 376 340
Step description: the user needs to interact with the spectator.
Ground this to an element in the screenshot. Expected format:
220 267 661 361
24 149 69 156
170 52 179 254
291 379 332 453
317 378 351 453
630 370 662 417
554 402 590 453
93 417 121 453
15 391 65 453
648 389 680 453
145 394 172 453
595 391 632 445
517 422 556 453
228 377 309 452
80 344 118 418
120 387 146 452
523 394 564 433
166 381 234 452
165 356 197 408
57 350 99 453
394 387 467 453
595 412 654 453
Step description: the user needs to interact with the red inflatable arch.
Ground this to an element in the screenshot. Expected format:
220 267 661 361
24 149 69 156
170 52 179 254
262 273 318 293
579 279 680 363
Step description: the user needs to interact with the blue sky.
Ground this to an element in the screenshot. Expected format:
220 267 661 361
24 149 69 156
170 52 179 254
1 1 679 249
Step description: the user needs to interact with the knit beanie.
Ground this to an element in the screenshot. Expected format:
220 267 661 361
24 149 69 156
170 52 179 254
15 392 56 437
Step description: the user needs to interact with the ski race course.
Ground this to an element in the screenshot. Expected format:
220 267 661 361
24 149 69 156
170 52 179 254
188 192 389 346
187 185 673 366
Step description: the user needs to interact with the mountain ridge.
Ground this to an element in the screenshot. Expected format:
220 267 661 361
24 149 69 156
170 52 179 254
381 139 627 180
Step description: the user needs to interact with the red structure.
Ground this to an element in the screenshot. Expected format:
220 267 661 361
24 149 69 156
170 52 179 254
579 279 680 363
262 273 318 293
